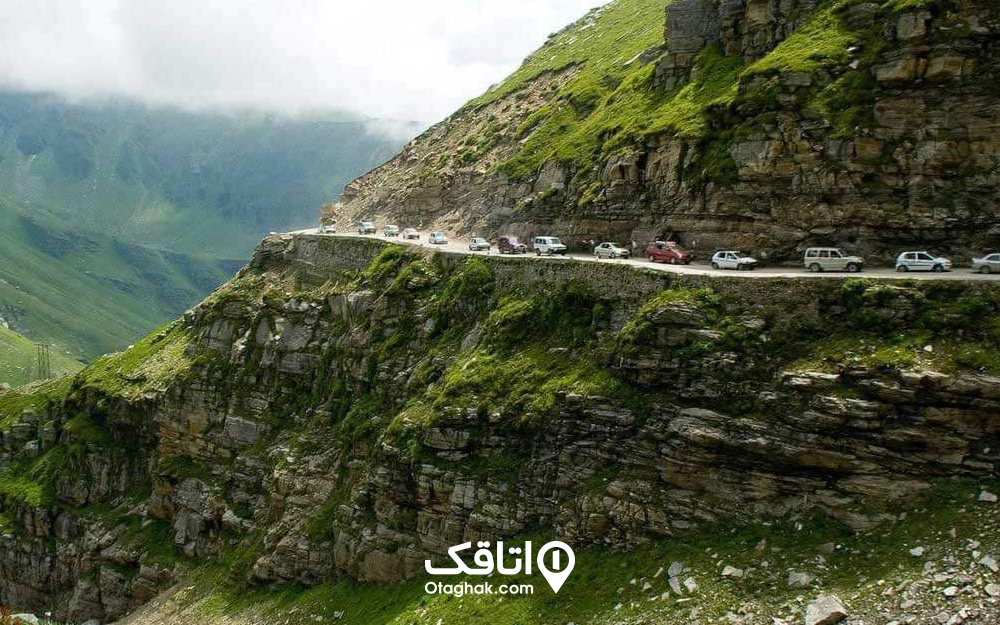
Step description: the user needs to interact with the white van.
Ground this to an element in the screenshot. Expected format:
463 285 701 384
533 236 567 256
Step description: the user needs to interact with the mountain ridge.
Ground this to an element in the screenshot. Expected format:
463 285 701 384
333 0 1000 263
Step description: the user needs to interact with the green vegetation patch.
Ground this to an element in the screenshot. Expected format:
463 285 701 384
0 326 83 388
744 1 856 76
500 44 743 181
790 280 1000 374
464 0 670 110
0 376 72 431
76 323 198 398
429 346 625 418
147 478 999 625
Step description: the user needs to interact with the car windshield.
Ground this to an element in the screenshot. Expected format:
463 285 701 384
918 253 934 260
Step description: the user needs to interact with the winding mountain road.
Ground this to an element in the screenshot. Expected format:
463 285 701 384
299 230 1000 282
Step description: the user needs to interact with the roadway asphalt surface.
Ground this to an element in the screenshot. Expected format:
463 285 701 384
295 229 1000 282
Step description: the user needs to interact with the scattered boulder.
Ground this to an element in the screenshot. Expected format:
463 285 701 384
805 595 848 625
721 565 744 578
981 554 998 573
980 491 998 503
788 571 813 588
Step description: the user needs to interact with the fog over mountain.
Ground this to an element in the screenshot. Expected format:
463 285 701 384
0 0 600 124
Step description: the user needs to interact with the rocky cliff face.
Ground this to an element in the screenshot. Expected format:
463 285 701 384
1 234 999 622
334 0 1000 262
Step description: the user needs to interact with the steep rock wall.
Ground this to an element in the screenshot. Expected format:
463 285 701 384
1 235 999 620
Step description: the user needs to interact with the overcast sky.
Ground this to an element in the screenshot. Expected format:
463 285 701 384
0 0 600 124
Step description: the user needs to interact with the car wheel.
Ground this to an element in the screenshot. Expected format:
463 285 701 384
897 265 908 272
981 266 992 274
809 263 822 273
711 262 720 270
648 255 655 262
933 264 944 273
847 263 860 273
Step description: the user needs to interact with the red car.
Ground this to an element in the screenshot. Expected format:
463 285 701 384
498 236 528 254
645 241 691 264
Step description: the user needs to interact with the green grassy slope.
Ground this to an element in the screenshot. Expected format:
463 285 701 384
452 0 874 187
0 195 240 361
0 92 413 258
0 91 415 360
0 325 82 387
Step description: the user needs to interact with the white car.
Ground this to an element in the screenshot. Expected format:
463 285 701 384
972 253 1000 274
384 225 400 237
533 236 567 256
468 237 490 251
711 250 758 271
429 231 448 245
358 221 376 235
593 242 630 259
402 228 420 240
319 223 336 234
896 251 952 272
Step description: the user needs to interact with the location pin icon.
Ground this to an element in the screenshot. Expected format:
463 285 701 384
536 541 575 593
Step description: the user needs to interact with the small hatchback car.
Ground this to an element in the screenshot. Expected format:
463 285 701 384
429 231 449 245
468 237 490 251
896 251 952 272
803 247 864 273
402 228 420 240
645 241 691 264
383 225 400 237
593 242 630 259
972 253 1000 274
358 221 376 235
319 222 337 234
533 236 567 255
498 236 528 254
711 250 758 271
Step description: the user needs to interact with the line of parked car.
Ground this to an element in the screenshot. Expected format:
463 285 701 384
327 221 1000 274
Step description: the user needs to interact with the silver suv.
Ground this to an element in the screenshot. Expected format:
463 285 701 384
803 247 864 273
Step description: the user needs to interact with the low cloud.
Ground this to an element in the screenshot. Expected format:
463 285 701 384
0 0 600 123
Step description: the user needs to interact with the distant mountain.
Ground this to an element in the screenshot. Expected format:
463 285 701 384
0 90 418 363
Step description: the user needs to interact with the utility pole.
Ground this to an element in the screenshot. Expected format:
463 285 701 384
35 344 51 381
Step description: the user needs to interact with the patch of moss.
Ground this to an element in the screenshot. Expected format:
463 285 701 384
618 288 721 345
0 376 72 431
76 323 197 399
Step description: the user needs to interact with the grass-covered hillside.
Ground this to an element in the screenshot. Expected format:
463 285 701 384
0 91 410 258
0 91 416 364
464 0 861 181
0 194 240 364
0 326 81 388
